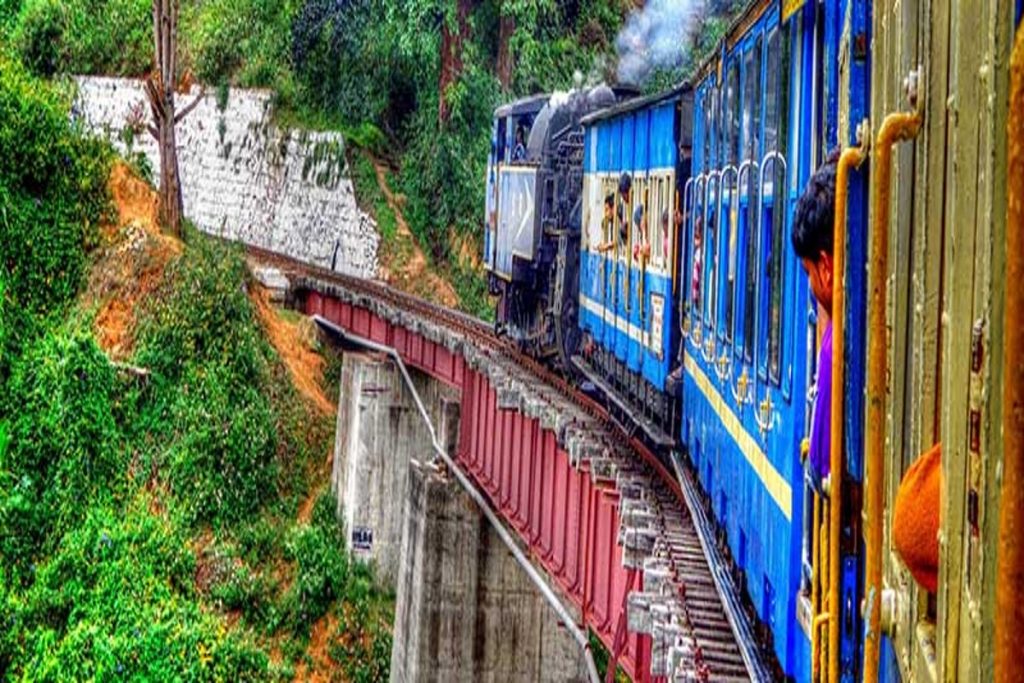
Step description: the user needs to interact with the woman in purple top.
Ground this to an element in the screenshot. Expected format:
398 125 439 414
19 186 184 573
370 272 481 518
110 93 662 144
791 153 840 492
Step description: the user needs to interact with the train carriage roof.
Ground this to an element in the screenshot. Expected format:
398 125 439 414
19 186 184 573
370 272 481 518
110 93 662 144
579 82 692 126
691 0 777 86
494 93 551 118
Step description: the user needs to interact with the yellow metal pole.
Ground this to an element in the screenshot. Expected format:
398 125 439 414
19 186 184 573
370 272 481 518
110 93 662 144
811 493 824 681
673 188 682 297
995 24 1024 683
826 142 869 682
862 111 921 683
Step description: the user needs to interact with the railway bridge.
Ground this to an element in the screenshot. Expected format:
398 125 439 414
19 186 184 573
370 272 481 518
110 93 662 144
253 250 768 682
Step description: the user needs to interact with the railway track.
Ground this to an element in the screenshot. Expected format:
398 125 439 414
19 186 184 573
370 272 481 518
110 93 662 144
245 245 773 681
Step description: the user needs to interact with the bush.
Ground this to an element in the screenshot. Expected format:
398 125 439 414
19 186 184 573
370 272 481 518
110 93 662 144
135 235 281 526
136 235 269 386
2 502 271 682
10 0 66 77
0 328 121 581
399 64 495 260
278 492 347 634
183 0 298 88
0 56 111 352
11 0 150 77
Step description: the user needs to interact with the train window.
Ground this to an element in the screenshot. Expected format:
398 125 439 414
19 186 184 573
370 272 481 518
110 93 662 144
703 91 713 172
649 177 661 267
767 28 790 384
741 39 763 363
703 176 718 329
725 64 740 167
743 42 761 163
723 61 741 342
788 19 803 192
654 176 669 268
692 179 705 319
765 27 782 153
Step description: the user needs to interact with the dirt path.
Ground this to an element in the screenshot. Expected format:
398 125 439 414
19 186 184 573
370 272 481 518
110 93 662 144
250 286 335 417
369 157 459 309
84 162 182 360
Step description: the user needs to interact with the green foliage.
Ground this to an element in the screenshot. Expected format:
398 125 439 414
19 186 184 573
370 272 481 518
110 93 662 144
2 501 271 682
278 492 348 634
0 64 391 680
399 60 496 259
448 261 493 321
182 0 299 89
11 0 151 77
0 328 120 582
351 152 396 242
135 236 280 526
0 0 22 31
0 56 111 360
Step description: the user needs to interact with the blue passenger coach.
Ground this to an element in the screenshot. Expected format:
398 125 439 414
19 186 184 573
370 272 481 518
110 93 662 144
575 86 694 446
680 0 821 677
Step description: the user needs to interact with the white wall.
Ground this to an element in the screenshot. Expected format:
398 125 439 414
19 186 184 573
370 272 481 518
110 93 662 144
74 77 379 279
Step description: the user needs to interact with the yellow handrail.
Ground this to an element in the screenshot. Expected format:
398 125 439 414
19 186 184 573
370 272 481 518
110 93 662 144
862 111 921 683
811 491 825 680
673 188 682 297
995 23 1024 683
825 140 869 682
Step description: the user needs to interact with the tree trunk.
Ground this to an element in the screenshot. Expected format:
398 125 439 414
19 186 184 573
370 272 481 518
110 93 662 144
496 8 515 92
146 0 201 239
438 0 474 126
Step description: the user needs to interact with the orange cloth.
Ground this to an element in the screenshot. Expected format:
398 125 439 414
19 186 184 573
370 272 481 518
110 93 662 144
892 442 942 593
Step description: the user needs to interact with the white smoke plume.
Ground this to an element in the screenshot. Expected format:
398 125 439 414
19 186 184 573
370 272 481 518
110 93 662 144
615 0 707 85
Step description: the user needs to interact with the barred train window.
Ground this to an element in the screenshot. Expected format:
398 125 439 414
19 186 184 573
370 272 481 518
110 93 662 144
766 25 788 383
742 39 763 363
651 178 659 266
724 61 740 341
657 177 668 267
692 178 705 319
703 91 713 172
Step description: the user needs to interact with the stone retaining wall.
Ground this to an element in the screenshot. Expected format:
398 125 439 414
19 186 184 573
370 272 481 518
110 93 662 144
73 76 378 278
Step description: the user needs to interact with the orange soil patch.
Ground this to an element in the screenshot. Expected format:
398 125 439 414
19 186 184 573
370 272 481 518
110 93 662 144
450 226 483 271
369 158 459 309
297 481 327 526
85 162 181 360
250 286 335 417
292 612 339 683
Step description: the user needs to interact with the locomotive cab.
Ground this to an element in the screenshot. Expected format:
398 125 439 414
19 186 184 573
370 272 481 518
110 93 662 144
485 86 632 369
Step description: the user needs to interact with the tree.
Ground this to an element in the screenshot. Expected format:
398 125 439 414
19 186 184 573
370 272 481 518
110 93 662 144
438 0 474 126
145 0 202 238
496 4 515 91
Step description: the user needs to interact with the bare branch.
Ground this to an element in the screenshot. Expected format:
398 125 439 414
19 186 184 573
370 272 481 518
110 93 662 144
147 124 159 140
174 87 205 124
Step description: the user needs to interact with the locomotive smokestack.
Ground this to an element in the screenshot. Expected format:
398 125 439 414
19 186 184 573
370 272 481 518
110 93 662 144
615 0 706 85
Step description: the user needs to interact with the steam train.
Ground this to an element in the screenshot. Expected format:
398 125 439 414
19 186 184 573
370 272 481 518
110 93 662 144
485 0 1022 681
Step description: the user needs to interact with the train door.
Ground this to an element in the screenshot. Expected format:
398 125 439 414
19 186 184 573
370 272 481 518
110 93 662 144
868 0 946 678
869 0 1013 680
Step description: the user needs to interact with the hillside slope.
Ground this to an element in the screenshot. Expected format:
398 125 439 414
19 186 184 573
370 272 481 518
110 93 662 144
0 58 392 678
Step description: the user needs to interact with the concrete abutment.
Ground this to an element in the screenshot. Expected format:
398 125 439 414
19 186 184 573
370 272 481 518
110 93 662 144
331 350 589 682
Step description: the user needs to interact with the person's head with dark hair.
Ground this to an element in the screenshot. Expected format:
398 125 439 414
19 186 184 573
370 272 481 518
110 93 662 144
792 150 841 315
618 172 632 201
604 193 615 209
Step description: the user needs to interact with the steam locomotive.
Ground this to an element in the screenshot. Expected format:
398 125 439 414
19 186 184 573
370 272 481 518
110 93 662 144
485 0 1022 680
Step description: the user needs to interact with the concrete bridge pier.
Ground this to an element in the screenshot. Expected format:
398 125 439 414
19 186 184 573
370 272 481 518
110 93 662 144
331 351 589 682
